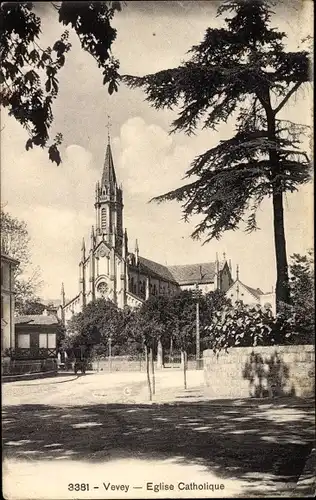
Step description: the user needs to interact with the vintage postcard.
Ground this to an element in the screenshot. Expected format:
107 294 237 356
1 1 314 499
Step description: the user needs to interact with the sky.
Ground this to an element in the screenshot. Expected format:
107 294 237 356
1 0 313 301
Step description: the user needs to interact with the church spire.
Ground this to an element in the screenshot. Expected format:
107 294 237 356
135 239 139 266
90 226 95 250
101 115 116 187
81 237 86 261
61 282 65 307
101 142 116 187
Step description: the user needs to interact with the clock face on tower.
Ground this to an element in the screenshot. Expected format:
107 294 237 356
97 281 108 298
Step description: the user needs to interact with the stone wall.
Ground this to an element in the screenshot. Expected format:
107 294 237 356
203 345 315 399
92 357 146 372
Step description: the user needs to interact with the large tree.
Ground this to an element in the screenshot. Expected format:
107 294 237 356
1 209 43 312
124 0 311 310
63 298 124 353
0 1 121 164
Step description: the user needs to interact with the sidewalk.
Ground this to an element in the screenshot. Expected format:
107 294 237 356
142 380 315 409
2 370 57 383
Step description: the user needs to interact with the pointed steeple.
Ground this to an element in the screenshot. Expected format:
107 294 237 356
61 282 65 307
81 237 86 262
215 252 220 290
135 239 139 266
90 225 95 250
101 143 117 187
236 264 240 281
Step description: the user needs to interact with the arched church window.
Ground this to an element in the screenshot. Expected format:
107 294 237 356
101 208 107 231
97 281 108 298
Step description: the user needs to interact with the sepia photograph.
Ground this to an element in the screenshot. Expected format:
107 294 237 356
1 0 314 498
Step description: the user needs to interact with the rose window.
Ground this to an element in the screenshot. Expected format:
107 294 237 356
97 282 108 298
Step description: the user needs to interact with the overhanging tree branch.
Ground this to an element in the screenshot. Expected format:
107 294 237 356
274 81 302 115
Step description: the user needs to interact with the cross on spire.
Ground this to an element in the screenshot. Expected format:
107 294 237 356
106 114 112 144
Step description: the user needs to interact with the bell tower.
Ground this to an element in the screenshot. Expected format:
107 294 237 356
94 128 124 253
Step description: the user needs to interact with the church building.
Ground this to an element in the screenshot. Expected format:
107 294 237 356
60 140 233 323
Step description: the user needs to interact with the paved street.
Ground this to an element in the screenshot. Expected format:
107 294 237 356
2 370 315 499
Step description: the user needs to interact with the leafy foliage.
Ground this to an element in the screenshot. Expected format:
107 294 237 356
62 298 123 352
123 0 311 308
1 209 43 310
139 289 230 354
18 299 46 315
287 250 314 342
1 1 121 163
206 298 313 353
61 290 230 358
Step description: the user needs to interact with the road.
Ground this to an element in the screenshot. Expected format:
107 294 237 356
2 370 315 499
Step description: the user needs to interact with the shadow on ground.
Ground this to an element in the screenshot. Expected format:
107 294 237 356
2 399 315 495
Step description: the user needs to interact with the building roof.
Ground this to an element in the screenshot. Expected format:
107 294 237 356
64 294 80 308
139 256 178 283
15 315 59 326
168 262 223 285
126 291 144 304
242 283 264 300
102 143 117 187
226 279 264 300
136 257 227 286
1 253 19 266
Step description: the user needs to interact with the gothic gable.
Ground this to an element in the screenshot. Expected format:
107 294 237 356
94 241 111 259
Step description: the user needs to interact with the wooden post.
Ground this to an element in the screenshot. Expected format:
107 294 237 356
195 284 200 370
170 335 174 367
145 346 152 401
157 338 163 369
108 336 112 372
182 350 187 389
150 347 155 395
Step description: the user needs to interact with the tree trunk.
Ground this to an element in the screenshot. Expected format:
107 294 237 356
157 338 163 369
145 346 152 401
170 335 174 367
182 350 187 389
272 189 290 310
150 347 156 395
267 111 291 311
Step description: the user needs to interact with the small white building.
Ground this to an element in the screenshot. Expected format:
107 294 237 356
1 253 19 353
226 267 276 315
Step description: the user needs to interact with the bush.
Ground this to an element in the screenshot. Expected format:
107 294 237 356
206 301 312 352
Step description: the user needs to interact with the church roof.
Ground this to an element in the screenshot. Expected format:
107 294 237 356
139 256 178 283
137 256 226 286
102 143 117 186
167 262 222 285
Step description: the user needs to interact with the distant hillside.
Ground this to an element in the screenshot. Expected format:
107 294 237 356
40 299 62 308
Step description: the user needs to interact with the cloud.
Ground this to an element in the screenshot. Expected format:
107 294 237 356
1 1 313 300
112 117 183 197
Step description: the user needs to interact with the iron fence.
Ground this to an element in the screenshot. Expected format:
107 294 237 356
2 358 57 376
